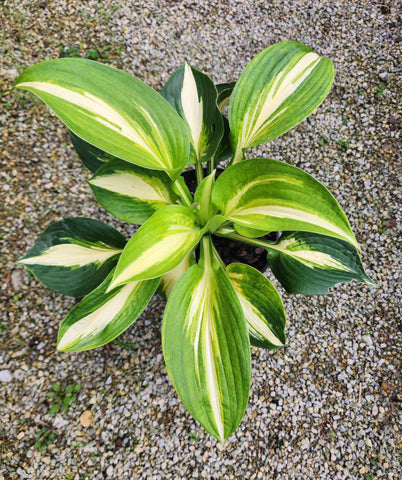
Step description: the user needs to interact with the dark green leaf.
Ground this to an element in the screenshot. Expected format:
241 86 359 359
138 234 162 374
19 218 126 297
266 231 375 294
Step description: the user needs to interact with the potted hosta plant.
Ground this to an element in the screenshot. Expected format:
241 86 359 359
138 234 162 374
14 41 374 443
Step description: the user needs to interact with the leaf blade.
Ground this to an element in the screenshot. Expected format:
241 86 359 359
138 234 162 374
266 231 375 294
161 62 223 164
19 218 126 297
229 41 334 161
15 58 190 176
212 158 358 248
57 270 158 352
110 205 203 288
69 130 117 173
162 238 250 441
88 159 178 224
227 263 286 349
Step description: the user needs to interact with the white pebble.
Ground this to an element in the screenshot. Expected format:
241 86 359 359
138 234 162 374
0 370 12 383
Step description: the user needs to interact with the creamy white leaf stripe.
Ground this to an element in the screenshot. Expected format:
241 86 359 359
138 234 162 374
242 52 319 147
17 81 163 165
160 252 194 297
58 282 136 350
230 206 357 247
89 173 172 203
19 243 122 267
267 237 352 271
181 63 203 157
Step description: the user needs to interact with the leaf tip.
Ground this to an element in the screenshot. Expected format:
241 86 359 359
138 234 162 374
105 279 120 293
362 274 378 288
56 340 68 352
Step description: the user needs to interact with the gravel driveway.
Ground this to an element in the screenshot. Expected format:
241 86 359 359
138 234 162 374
0 1 400 479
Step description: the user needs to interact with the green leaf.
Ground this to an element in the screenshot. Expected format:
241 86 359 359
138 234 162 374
265 231 375 295
216 82 236 112
57 270 158 352
69 130 117 173
18 218 126 297
162 237 250 442
109 205 203 288
229 41 334 162
49 404 59 415
14 58 190 177
89 159 178 224
212 158 358 248
227 263 286 349
161 62 223 164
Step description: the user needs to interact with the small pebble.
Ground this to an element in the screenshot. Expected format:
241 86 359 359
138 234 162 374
0 370 12 383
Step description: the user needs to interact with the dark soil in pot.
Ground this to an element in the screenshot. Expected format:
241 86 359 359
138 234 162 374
182 167 279 273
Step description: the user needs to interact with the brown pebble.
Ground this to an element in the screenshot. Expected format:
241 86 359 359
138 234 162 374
386 219 396 228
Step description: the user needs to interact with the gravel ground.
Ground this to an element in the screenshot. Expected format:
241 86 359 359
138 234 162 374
0 1 401 479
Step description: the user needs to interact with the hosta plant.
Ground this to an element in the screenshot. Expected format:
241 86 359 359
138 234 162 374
14 41 374 443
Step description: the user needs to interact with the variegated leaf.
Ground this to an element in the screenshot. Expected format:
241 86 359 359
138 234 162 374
89 160 178 224
266 231 375 295
161 62 223 163
212 158 358 248
109 205 203 289
14 58 190 177
57 270 158 352
229 41 334 162
227 263 286 349
162 237 250 442
159 251 195 298
69 130 117 173
18 218 126 297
